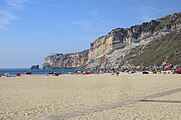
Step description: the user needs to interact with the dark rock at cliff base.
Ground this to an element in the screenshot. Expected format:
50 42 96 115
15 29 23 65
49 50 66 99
31 65 39 69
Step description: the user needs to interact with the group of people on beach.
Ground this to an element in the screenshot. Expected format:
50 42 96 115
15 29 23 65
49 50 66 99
0 64 180 78
1 71 32 77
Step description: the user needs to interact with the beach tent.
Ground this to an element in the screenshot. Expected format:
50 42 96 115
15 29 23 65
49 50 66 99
4 73 11 77
53 73 59 76
25 71 32 75
16 73 21 77
142 71 149 74
162 61 167 66
174 68 181 74
83 72 94 75
165 64 171 70
47 72 60 76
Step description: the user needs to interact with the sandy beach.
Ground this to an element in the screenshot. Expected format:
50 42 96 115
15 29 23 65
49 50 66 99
0 73 181 120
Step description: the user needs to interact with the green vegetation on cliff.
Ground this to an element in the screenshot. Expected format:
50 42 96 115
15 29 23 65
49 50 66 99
133 30 181 66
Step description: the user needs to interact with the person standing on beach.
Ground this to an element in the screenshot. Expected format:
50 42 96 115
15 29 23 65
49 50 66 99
116 71 119 76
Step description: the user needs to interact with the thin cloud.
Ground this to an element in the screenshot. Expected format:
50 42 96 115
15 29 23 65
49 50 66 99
0 10 18 29
91 9 103 19
69 9 107 32
0 0 29 30
30 1 63 9
133 5 162 22
69 17 107 32
69 19 95 31
140 16 155 22
142 6 161 12
90 9 106 24
5 0 29 9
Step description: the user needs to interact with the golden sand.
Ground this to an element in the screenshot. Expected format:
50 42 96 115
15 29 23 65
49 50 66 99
0 73 181 120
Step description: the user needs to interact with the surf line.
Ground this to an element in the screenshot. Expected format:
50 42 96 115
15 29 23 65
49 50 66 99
41 87 181 120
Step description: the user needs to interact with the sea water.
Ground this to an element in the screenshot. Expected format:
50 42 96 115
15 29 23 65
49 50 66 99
0 68 77 75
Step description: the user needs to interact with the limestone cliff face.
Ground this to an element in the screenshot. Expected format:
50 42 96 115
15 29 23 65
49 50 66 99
43 50 88 69
86 12 181 69
43 12 181 69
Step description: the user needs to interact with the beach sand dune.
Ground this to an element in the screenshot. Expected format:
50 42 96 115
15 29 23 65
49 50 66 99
0 74 181 120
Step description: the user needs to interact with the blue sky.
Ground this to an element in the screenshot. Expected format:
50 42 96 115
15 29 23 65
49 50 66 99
0 0 181 68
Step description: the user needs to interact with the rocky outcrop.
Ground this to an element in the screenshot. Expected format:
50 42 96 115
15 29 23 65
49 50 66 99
43 12 181 69
31 65 39 69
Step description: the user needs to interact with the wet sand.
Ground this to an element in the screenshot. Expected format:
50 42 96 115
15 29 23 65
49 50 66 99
0 73 180 120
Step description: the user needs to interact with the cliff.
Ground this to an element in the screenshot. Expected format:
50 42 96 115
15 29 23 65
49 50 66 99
43 50 88 69
43 12 181 69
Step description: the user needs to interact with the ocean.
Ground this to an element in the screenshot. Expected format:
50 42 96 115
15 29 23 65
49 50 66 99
0 68 79 75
